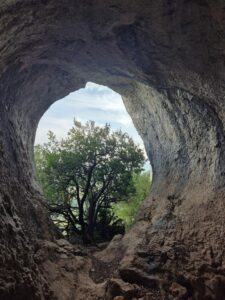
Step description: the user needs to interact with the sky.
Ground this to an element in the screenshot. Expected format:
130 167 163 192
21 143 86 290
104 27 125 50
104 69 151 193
35 82 151 170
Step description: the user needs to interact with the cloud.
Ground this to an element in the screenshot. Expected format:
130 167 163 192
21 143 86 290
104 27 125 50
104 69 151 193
35 117 74 144
85 82 111 93
35 82 151 171
64 83 125 113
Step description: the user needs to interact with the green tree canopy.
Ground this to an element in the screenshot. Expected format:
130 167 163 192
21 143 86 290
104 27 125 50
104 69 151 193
113 171 151 230
34 120 146 243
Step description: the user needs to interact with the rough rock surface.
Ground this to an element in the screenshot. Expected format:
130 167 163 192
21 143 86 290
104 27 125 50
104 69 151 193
0 1 225 299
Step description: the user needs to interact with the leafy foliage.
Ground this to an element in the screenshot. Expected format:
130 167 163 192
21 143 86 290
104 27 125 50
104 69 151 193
34 120 146 243
113 171 151 230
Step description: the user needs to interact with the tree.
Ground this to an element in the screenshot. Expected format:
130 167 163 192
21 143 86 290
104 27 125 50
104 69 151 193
34 120 146 243
113 171 151 230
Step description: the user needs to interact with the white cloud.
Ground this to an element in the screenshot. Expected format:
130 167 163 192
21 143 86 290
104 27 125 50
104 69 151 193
85 82 110 92
64 83 125 113
35 117 74 144
66 94 124 113
35 82 150 171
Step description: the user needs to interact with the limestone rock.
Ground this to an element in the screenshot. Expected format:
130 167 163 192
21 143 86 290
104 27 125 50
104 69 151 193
105 278 140 300
113 297 125 300
169 282 188 300
0 1 225 299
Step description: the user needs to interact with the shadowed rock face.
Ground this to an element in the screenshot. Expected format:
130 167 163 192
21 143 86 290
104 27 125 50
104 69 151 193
0 1 225 299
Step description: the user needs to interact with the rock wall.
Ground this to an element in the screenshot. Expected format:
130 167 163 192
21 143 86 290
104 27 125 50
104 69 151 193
0 1 225 299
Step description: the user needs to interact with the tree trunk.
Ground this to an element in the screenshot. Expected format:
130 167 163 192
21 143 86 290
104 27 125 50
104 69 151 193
82 202 96 244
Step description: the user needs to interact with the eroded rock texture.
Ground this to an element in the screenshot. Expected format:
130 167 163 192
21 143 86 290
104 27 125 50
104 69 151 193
0 1 225 299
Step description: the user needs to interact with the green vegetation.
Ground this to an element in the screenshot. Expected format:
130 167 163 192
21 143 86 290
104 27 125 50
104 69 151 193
113 171 151 230
34 120 146 243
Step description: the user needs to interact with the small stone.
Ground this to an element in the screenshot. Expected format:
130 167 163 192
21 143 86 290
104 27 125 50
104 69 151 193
56 239 70 246
169 282 188 300
105 278 140 300
142 292 155 300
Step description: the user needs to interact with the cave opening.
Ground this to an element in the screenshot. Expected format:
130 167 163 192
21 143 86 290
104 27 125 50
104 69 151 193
0 1 225 299
34 82 151 244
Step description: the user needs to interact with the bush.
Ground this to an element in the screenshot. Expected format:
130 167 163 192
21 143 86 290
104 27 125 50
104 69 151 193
113 171 151 230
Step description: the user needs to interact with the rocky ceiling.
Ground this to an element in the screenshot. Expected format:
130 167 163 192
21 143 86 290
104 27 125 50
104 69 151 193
0 1 225 299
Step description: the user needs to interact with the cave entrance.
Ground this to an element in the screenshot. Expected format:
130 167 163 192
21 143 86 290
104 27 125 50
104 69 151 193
35 82 148 153
34 82 151 244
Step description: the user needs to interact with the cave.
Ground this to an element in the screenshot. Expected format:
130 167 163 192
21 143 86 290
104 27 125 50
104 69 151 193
0 1 225 300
